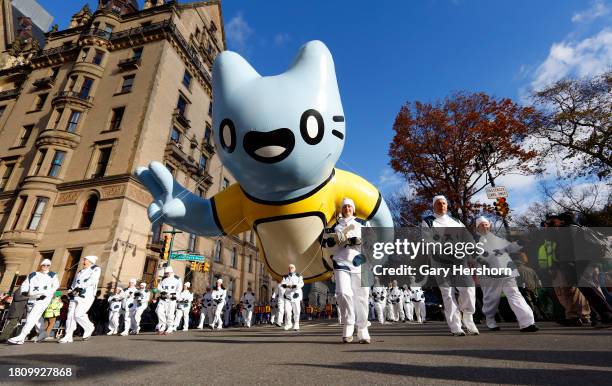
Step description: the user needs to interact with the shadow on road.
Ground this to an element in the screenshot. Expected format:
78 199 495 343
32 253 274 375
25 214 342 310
287 362 611 385
2 354 163 379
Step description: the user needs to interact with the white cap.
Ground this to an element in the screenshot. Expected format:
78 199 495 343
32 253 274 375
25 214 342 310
139 282 146 288
432 195 447 206
184 282 191 288
129 278 137 284
216 278 223 284
476 216 490 228
40 259 52 266
341 197 355 211
165 266 174 274
84 255 98 264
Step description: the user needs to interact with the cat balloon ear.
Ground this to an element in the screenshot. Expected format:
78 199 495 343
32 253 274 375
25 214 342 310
286 40 339 95
213 51 260 96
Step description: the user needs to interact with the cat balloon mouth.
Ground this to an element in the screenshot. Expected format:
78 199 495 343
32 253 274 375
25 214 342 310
243 128 296 164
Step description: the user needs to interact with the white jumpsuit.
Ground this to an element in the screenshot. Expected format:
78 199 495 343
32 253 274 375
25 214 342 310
281 273 304 330
156 274 182 333
240 292 256 327
410 286 426 323
272 284 285 326
371 286 387 324
211 286 227 329
332 216 370 341
402 287 414 321
133 289 150 333
198 291 213 329
174 290 193 331
388 286 403 322
121 286 137 334
422 214 478 334
107 292 124 334
11 271 59 343
478 231 535 329
64 265 101 340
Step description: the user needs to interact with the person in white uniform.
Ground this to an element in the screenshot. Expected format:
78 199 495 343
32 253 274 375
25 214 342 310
421 195 479 336
271 283 285 326
156 266 182 334
223 291 233 327
198 286 213 329
211 279 227 330
281 264 304 331
388 281 403 322
8 259 59 345
402 285 414 322
107 287 124 335
133 282 150 334
370 277 387 325
409 276 426 323
121 278 138 336
59 255 101 343
329 198 371 343
174 282 193 331
475 216 539 332
240 288 256 328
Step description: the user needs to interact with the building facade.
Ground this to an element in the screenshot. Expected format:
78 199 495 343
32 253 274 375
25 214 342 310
0 0 272 299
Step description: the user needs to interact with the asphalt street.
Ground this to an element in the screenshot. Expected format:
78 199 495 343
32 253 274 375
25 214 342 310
0 321 611 385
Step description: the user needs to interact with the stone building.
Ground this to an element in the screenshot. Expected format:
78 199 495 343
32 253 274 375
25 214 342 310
0 0 272 299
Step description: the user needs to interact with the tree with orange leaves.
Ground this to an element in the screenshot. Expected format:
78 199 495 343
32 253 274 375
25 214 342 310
389 92 541 224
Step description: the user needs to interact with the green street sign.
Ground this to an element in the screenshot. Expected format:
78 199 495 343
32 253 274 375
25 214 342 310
170 253 205 262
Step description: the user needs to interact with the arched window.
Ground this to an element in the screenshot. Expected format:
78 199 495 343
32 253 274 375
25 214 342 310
79 194 98 228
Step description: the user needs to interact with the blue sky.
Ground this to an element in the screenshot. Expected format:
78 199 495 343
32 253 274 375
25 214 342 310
38 0 612 215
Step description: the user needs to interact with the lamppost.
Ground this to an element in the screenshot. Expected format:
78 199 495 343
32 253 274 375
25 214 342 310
113 228 137 290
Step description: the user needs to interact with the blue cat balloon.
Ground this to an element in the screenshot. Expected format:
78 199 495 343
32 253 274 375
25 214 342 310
136 41 393 282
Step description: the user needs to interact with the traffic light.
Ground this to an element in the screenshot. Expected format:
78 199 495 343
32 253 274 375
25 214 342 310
161 235 171 260
190 261 197 271
494 197 510 217
203 261 210 272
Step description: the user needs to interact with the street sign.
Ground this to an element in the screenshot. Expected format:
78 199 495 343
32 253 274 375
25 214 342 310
170 253 206 262
486 186 508 199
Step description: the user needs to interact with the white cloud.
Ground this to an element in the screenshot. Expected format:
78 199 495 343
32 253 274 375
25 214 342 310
226 13 253 54
572 0 610 23
273 33 291 46
530 28 612 91
377 167 404 193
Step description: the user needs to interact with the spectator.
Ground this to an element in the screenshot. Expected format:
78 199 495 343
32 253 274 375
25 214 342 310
43 291 64 339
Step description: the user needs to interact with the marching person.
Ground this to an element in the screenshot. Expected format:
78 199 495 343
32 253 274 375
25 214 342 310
211 278 227 330
388 281 403 322
133 282 150 334
270 290 280 326
421 195 479 336
8 259 59 345
197 286 213 329
59 255 101 343
223 291 233 327
402 285 414 322
156 266 182 335
240 287 256 328
174 282 193 331
409 276 426 323
331 198 370 343
475 216 539 332
371 277 387 324
121 278 138 336
281 264 304 331
107 287 124 335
